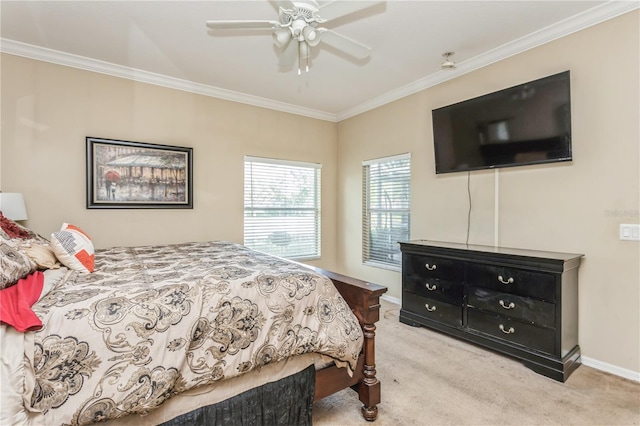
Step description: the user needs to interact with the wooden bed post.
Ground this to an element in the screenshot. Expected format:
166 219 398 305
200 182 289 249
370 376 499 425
357 321 380 420
309 267 387 422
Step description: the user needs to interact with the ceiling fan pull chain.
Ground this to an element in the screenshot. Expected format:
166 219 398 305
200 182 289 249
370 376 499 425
298 41 303 75
298 40 310 75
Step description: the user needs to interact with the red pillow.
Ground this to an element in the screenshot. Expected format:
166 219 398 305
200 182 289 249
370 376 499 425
0 212 31 239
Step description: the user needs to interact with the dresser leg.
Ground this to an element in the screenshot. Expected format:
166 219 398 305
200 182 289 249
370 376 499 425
399 311 422 327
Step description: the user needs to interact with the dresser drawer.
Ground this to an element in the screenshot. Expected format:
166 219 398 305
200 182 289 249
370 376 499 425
467 309 555 354
467 263 556 302
402 293 462 328
404 275 463 304
468 286 555 328
403 253 464 281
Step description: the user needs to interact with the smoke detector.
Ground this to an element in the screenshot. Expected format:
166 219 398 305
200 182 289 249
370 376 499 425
441 52 456 69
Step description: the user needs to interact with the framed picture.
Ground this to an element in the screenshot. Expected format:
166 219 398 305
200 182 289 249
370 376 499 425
86 137 193 209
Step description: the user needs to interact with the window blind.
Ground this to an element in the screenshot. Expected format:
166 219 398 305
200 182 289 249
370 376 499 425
244 156 321 260
362 153 411 270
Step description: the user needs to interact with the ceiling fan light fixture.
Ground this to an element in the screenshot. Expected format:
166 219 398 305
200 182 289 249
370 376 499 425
302 25 320 47
273 28 292 48
206 0 379 74
441 51 456 69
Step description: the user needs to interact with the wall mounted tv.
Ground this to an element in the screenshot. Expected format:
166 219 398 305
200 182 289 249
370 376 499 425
432 71 572 174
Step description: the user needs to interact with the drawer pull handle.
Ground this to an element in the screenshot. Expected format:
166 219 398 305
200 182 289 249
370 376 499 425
425 263 437 271
499 324 515 334
425 283 437 291
424 304 437 312
499 300 515 310
497 275 514 285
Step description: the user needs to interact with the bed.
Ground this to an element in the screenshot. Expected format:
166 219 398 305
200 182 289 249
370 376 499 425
0 216 387 425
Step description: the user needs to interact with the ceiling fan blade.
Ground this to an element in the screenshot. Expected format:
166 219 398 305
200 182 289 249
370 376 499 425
206 20 280 30
319 30 371 59
318 0 384 21
269 0 294 11
278 39 298 71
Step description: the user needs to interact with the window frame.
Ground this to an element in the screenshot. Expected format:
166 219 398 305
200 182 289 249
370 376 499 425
362 153 411 271
244 155 322 261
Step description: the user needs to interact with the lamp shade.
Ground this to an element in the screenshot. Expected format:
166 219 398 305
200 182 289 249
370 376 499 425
0 193 28 221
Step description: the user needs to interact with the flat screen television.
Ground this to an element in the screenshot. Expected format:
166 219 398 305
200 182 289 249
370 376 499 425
432 71 572 174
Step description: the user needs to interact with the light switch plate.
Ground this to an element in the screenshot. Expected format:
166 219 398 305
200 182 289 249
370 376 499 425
620 224 640 241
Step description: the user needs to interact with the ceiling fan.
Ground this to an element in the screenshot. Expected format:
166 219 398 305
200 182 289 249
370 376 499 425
206 0 384 75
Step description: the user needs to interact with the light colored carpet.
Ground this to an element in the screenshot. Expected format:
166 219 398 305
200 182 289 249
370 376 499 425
313 300 640 425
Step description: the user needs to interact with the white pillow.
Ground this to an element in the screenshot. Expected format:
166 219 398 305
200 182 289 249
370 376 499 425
50 223 94 273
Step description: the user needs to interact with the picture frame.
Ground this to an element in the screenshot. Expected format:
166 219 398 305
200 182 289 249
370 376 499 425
86 137 193 209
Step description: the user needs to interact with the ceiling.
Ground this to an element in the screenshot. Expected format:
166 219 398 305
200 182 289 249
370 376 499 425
1 1 636 121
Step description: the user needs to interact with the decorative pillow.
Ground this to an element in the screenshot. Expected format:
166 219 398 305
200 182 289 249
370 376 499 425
24 243 61 270
0 212 49 246
0 238 37 289
50 223 95 273
0 212 32 239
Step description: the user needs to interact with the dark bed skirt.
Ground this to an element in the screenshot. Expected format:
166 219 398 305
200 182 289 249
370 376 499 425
160 364 315 426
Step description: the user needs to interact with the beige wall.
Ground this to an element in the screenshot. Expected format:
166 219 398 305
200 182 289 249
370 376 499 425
337 11 639 375
0 54 339 270
1 11 638 377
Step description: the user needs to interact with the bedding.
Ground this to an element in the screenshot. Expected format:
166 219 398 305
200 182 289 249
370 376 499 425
1 267 71 425
0 212 52 289
2 241 363 425
0 236 37 289
103 353 326 425
0 271 45 332
158 363 316 426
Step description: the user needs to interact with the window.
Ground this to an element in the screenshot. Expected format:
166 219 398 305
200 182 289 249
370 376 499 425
362 153 411 270
244 156 321 260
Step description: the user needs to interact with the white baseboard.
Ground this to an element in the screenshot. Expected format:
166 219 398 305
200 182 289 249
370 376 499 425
581 356 640 382
381 294 401 305
381 295 640 382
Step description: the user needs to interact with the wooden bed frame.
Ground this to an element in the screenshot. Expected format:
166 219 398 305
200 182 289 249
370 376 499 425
309 267 388 422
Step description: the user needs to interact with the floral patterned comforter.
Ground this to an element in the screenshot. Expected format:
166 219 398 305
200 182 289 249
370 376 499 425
27 241 363 425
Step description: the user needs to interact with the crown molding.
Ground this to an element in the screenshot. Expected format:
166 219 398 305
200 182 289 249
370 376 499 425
0 39 337 122
1 1 636 123
336 0 639 121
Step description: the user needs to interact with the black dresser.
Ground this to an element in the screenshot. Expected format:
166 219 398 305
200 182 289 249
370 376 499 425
399 240 583 382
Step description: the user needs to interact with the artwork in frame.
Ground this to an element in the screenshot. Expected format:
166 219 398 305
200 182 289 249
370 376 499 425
86 137 193 209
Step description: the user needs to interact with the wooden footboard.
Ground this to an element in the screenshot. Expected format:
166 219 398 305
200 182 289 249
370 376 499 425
309 267 387 421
